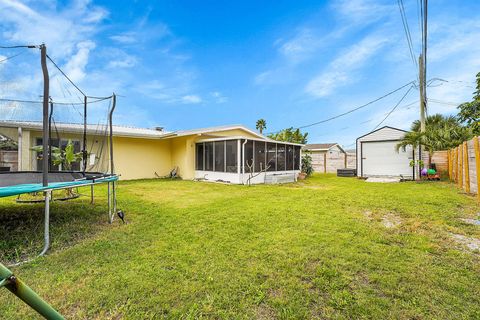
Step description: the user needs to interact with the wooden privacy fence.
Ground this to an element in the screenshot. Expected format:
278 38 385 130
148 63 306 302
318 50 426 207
447 136 480 200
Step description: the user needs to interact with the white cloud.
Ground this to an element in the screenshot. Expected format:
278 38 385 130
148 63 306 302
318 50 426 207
277 29 320 63
332 0 393 24
305 34 388 98
181 95 202 104
0 0 107 60
105 49 138 68
63 41 96 82
110 32 138 44
210 91 228 103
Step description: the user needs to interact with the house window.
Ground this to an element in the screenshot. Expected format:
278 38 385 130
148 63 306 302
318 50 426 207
244 140 254 173
195 143 204 170
205 142 214 171
225 140 237 173
277 144 286 171
266 142 276 171
214 141 225 172
294 146 301 170
254 141 266 172
35 138 80 171
286 145 294 170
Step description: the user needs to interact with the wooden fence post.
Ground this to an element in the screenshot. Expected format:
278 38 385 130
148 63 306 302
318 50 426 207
458 144 463 189
474 137 480 201
464 141 470 193
448 150 452 180
455 147 459 182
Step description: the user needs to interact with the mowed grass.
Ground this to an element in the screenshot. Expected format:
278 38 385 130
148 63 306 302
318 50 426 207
0 174 479 319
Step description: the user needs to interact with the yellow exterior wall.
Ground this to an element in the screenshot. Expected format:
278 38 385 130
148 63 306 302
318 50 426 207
0 126 264 180
113 136 172 180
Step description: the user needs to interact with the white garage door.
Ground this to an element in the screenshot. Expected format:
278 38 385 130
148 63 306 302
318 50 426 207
362 141 413 177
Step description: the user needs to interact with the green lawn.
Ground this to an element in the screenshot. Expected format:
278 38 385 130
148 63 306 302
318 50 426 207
1 174 479 319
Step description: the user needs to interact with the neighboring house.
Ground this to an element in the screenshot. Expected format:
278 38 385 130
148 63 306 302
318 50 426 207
0 121 302 184
356 126 419 179
303 143 353 173
0 133 18 172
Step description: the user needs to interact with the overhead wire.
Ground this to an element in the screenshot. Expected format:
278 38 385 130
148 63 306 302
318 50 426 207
397 0 418 71
372 85 414 130
277 81 416 133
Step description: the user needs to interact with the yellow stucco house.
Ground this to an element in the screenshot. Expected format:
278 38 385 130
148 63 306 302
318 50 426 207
0 121 302 184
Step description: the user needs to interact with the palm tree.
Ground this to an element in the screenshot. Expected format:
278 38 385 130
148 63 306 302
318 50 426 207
256 119 266 134
396 114 472 167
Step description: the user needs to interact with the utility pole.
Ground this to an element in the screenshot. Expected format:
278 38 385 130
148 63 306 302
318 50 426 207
40 44 49 187
420 0 428 133
419 54 426 133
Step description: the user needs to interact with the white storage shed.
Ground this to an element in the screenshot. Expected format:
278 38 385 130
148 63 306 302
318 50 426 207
356 126 419 179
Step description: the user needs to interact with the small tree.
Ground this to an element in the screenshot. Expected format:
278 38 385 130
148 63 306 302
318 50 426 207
268 127 308 144
301 151 314 176
457 71 480 135
31 140 83 170
256 119 267 134
396 114 471 168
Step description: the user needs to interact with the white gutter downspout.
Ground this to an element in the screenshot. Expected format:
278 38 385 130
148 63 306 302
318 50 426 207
17 127 22 171
241 139 248 185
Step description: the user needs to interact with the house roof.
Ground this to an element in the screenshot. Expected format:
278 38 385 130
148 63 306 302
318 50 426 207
303 143 345 153
0 120 172 139
0 121 304 145
169 124 266 140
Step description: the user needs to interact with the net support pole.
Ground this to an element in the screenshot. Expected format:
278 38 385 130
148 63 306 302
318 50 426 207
0 263 64 319
108 94 116 223
109 93 116 175
83 96 87 173
40 44 49 187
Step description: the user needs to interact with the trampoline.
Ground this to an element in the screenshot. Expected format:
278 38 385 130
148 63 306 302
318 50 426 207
0 43 121 265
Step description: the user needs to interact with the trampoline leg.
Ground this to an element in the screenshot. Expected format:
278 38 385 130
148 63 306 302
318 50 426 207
90 185 94 205
107 182 112 224
112 181 116 223
39 191 51 257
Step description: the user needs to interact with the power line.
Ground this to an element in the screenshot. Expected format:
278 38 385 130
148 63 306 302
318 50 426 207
397 0 418 71
372 85 414 130
309 100 419 139
287 81 415 132
0 45 39 49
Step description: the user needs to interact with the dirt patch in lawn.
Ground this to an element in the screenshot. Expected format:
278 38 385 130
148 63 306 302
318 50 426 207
459 218 480 226
382 213 402 228
449 233 480 252
256 304 277 320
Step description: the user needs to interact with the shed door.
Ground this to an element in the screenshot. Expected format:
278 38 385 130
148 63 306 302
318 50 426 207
362 141 413 177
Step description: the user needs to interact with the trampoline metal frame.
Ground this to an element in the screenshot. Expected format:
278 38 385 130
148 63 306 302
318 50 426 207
7 175 118 267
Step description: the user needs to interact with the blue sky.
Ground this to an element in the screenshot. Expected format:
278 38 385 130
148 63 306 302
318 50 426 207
0 0 479 147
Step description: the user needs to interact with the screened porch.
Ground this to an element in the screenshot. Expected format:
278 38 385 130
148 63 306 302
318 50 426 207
194 138 302 184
